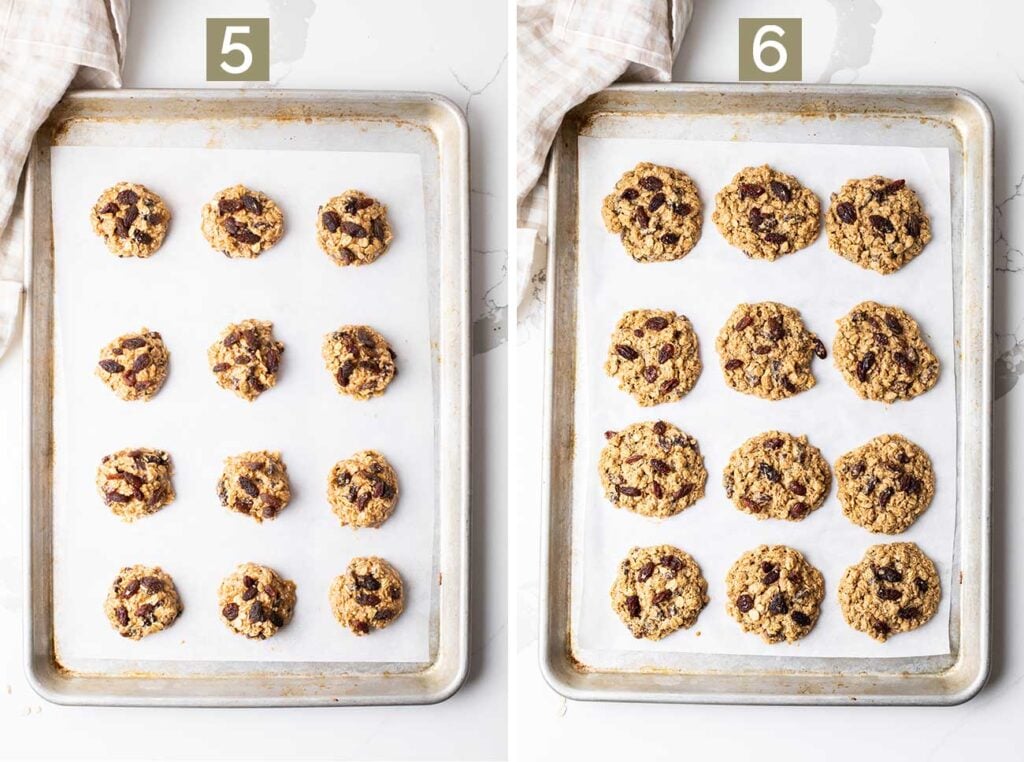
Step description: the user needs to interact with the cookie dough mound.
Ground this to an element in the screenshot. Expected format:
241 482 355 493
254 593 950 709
836 434 935 534
208 319 284 401
833 301 940 403
604 309 702 406
217 451 291 522
723 431 831 521
712 165 820 260
600 162 703 263
201 184 284 258
610 544 709 640
316 190 393 266
322 325 397 400
599 421 707 518
329 556 405 635
96 448 175 522
328 450 399 529
218 562 296 639
826 176 932 274
726 545 825 644
96 328 170 401
715 302 825 400
90 182 170 258
838 542 941 641
104 565 182 640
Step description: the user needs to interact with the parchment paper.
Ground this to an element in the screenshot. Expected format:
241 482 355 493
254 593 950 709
572 137 954 662
50 145 434 665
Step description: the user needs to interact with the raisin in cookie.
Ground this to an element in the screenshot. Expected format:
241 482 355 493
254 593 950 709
317 190 393 266
604 309 702 406
201 184 284 258
836 434 935 534
322 325 397 400
96 328 170 401
208 319 284 401
726 545 824 644
601 162 703 263
96 448 175 522
217 451 291 522
328 450 399 529
598 421 707 518
90 182 170 258
104 565 182 640
723 431 830 522
716 302 826 400
329 557 405 636
833 301 940 403
838 542 941 642
712 165 820 260
218 563 296 639
610 545 709 640
826 176 932 274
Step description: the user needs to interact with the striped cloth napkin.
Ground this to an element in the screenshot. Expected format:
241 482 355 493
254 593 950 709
516 0 692 306
0 0 129 360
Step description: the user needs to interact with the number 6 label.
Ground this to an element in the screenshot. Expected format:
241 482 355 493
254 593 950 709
206 18 270 82
738 19 802 82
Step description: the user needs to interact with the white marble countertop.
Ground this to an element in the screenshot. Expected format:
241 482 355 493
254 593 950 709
0 1 507 759
516 1 1022 759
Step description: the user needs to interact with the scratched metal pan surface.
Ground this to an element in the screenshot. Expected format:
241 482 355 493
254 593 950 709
540 84 991 705
23 90 469 706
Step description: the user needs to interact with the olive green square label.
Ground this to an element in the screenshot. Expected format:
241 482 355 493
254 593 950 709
738 18 802 81
206 18 270 82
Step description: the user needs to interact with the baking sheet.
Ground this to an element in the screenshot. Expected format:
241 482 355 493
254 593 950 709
50 144 434 666
571 136 955 664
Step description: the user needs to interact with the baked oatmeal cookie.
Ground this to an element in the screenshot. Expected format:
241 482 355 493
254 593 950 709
600 162 703 263
90 182 170 258
329 556 405 635
200 184 284 258
833 301 940 403
322 324 397 400
610 545 709 640
826 176 932 274
316 190 393 266
723 431 831 521
725 545 825 644
104 565 182 640
217 450 291 522
218 562 296 639
598 421 707 518
712 164 820 260
328 450 399 529
96 447 175 522
838 542 941 642
836 434 936 534
715 302 826 400
604 309 702 406
208 319 284 401
96 328 170 401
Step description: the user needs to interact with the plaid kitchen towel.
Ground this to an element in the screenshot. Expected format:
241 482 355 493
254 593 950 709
516 0 693 306
0 0 129 360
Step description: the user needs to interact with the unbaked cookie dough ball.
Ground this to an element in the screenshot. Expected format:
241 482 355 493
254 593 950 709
316 190 394 266
208 319 284 401
329 556 405 635
96 447 175 521
96 328 170 401
322 324 397 400
218 562 296 639
90 182 170 258
328 450 399 529
104 565 182 639
217 450 291 522
201 184 284 258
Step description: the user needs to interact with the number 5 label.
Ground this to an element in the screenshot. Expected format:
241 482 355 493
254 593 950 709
206 18 270 82
738 19 802 82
